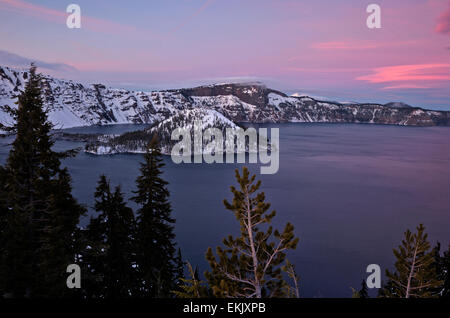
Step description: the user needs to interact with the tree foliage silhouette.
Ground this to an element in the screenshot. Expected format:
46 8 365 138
82 175 135 298
132 135 180 297
0 65 84 297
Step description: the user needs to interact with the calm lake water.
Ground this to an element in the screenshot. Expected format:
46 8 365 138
1 123 450 297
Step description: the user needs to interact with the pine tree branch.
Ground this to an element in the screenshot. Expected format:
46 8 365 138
390 278 407 289
233 245 252 257
262 239 286 276
223 272 253 286
409 283 437 290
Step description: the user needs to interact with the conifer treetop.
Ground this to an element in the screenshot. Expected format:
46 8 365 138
205 167 299 298
382 224 443 298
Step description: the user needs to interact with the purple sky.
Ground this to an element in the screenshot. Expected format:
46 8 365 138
1 0 449 109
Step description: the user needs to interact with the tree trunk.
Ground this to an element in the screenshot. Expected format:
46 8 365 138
244 187 261 298
406 242 419 298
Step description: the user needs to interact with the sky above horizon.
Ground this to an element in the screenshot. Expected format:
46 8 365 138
1 0 449 109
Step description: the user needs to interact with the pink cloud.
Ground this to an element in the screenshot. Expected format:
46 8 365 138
435 8 450 34
381 84 432 90
284 67 368 73
311 40 417 51
312 41 382 50
358 64 450 82
357 64 450 89
0 0 137 34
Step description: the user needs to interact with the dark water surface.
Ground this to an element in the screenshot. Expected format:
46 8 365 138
1 123 449 297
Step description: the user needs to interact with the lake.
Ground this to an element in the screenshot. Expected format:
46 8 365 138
1 123 449 297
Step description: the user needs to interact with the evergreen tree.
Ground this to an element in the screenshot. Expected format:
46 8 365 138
83 175 136 298
350 279 369 298
0 165 8 296
36 168 86 297
282 259 300 298
359 279 369 298
380 224 443 298
377 279 395 298
0 65 84 297
131 135 178 297
173 262 211 298
434 243 450 298
351 287 360 298
174 248 185 291
205 167 299 298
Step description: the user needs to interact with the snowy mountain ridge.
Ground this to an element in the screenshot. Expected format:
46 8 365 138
1 65 449 131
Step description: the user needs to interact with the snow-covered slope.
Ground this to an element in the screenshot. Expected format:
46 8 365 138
0 66 182 130
85 108 248 155
1 65 448 131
